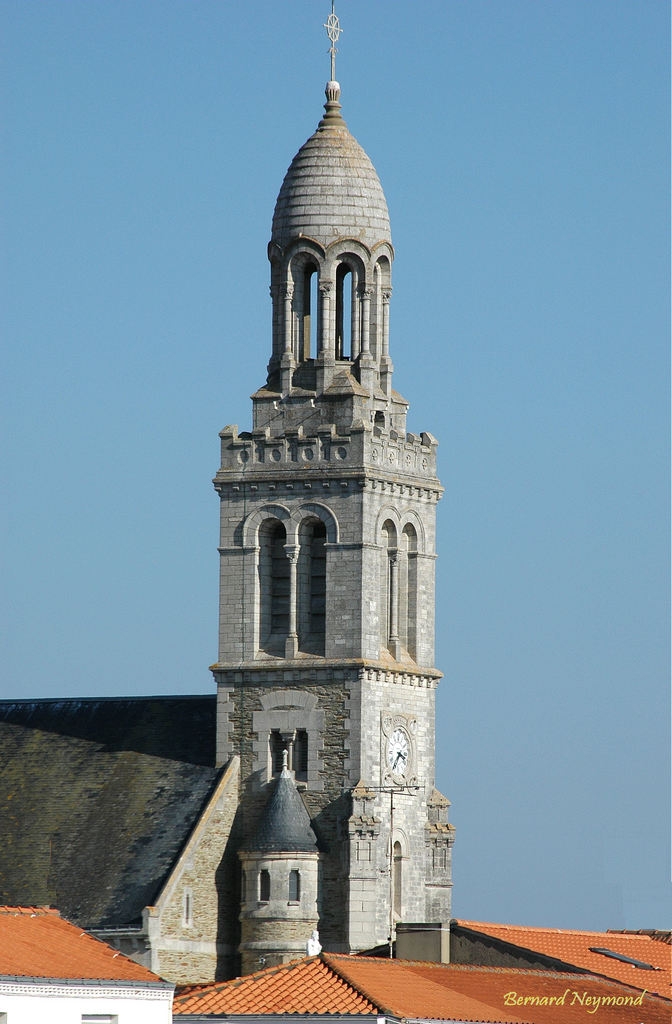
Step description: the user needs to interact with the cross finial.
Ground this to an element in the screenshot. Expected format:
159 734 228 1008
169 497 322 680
324 2 342 82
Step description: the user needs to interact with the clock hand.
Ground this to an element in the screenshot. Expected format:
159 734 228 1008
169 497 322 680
393 750 407 771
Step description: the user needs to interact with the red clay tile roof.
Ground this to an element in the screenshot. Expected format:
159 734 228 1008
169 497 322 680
173 955 377 1015
174 953 672 1022
455 919 672 1000
0 906 164 983
324 956 527 1022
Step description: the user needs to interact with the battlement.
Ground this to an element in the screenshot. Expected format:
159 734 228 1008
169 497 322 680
216 423 439 482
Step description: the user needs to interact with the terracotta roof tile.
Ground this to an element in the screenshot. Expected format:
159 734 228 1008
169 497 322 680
174 956 377 1015
174 953 671 1022
326 956 670 1023
0 906 164 983
455 919 672 999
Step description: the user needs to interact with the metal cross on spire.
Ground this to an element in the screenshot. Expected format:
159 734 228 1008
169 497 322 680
324 1 342 81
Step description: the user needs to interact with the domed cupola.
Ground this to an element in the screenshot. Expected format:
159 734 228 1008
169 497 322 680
270 82 391 252
256 11 400 432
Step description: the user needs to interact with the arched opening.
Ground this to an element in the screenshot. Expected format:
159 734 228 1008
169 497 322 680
301 264 319 359
335 263 353 360
288 869 301 902
293 728 308 781
393 841 402 919
401 523 418 660
297 519 326 654
381 520 398 656
259 520 289 655
269 729 285 776
369 255 391 365
370 262 381 362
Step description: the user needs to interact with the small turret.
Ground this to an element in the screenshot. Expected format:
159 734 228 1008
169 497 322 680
238 755 320 973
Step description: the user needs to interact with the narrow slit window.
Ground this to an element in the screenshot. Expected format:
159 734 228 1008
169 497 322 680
183 887 193 928
270 730 285 776
294 729 308 781
259 869 270 902
289 869 301 902
393 840 402 918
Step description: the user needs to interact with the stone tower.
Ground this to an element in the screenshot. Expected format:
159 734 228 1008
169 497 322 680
212 17 453 970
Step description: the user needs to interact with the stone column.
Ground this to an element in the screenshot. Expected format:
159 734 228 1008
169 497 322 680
319 281 333 357
316 281 335 392
280 284 295 394
388 551 401 660
360 287 371 355
358 287 376 394
283 285 294 355
284 544 299 658
380 288 393 396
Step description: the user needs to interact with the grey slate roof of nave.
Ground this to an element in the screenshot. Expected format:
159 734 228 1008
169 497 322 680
0 695 220 930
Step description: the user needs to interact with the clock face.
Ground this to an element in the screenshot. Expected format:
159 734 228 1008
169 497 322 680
387 728 409 777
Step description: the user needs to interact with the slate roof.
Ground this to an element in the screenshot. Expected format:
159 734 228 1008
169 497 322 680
240 766 318 854
173 953 672 1022
0 696 219 930
0 906 169 984
454 920 672 1001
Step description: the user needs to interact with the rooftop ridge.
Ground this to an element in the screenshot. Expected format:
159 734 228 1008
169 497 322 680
456 919 667 938
0 693 213 706
173 955 378 1015
0 905 60 917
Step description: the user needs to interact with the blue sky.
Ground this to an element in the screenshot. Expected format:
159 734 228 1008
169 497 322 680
2 1 669 929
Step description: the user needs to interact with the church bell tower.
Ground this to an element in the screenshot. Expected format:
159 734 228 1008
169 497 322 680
212 7 454 970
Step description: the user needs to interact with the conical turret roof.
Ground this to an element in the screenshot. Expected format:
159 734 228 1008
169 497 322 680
241 766 318 854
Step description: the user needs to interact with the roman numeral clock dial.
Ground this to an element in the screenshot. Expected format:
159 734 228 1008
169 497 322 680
381 715 417 786
388 728 409 777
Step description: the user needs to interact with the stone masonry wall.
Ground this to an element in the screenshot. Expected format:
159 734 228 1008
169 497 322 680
148 758 240 984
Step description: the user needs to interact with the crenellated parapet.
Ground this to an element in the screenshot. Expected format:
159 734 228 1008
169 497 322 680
215 423 441 489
